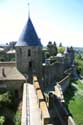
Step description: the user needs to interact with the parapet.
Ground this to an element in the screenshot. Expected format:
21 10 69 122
33 76 51 124
0 61 16 67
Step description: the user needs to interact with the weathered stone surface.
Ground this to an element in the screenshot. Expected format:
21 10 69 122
16 46 42 80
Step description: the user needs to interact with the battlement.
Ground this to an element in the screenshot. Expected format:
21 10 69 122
33 76 50 124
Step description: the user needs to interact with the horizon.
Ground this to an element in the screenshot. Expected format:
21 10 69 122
0 0 83 47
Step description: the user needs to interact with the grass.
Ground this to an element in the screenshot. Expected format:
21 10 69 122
74 80 83 89
64 80 83 125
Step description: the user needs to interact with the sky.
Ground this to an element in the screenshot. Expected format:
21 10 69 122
0 0 83 47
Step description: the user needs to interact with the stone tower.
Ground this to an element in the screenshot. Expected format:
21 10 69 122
16 17 42 80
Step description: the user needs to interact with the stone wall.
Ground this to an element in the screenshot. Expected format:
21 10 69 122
42 62 65 88
42 48 74 89
55 75 76 125
16 46 42 79
57 75 70 92
0 80 25 89
33 76 51 124
0 79 25 98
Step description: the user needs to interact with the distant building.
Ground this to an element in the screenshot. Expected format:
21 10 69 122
6 49 16 61
0 47 4 52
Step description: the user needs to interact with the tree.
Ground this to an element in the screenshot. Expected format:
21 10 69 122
53 41 58 56
58 42 65 54
47 41 58 56
59 42 62 47
47 41 53 56
75 53 83 76
14 111 21 125
58 46 65 54
0 116 5 125
0 91 11 106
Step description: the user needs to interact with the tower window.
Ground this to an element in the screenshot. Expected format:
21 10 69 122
29 61 32 68
28 49 31 56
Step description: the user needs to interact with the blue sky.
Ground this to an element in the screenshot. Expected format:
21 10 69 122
0 0 83 47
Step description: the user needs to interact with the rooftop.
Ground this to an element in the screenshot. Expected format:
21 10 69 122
0 62 26 81
6 49 16 54
16 17 42 46
0 47 4 52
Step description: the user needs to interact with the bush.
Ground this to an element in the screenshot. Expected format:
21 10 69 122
75 53 83 76
0 116 5 125
0 92 11 104
14 111 21 125
58 46 65 54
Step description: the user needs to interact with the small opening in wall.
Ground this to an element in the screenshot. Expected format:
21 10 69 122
29 61 32 68
28 49 31 56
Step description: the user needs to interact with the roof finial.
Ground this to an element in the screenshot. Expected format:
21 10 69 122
28 2 30 18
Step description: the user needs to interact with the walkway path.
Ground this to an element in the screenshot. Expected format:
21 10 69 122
28 84 42 125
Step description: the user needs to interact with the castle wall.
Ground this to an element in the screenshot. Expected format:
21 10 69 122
42 49 74 89
57 75 70 92
16 46 42 79
64 52 74 69
0 80 25 89
0 80 25 98
42 62 65 88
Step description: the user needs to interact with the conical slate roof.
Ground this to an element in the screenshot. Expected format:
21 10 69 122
16 17 42 46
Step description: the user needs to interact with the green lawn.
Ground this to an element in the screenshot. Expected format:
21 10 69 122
64 80 83 125
74 80 83 89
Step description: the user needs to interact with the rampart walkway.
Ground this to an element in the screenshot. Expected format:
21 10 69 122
21 75 75 125
21 83 42 125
